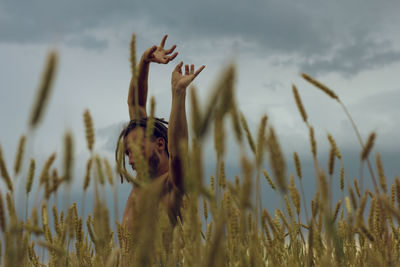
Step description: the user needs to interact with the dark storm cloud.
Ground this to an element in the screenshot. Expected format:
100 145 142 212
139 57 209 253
0 0 135 47
2 0 399 73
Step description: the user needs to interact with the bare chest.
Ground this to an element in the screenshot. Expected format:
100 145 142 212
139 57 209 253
123 175 181 225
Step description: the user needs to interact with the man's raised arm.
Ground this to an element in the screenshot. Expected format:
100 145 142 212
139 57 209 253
168 62 205 191
128 35 178 120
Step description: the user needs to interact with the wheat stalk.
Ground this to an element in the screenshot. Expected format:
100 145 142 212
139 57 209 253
0 144 13 192
263 169 276 191
63 132 74 183
83 158 92 191
29 50 58 129
376 153 387 193
13 135 26 176
83 109 95 152
361 132 376 161
292 84 308 123
0 191 6 232
308 126 317 158
301 73 338 100
266 127 287 193
240 112 256 154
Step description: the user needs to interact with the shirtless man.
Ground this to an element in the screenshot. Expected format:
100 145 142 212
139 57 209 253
119 35 205 227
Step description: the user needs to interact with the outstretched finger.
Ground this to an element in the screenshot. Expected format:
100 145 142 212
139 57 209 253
194 65 206 77
146 45 157 58
168 52 178 62
150 45 157 53
160 35 168 48
190 64 194 74
165 45 176 55
185 65 189 75
175 61 183 73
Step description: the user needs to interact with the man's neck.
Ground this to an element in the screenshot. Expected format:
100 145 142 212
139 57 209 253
149 162 169 180
150 169 168 181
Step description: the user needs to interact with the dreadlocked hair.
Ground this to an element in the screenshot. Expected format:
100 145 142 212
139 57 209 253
115 117 169 183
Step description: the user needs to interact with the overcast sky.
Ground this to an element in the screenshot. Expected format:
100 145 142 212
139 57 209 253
1 0 400 218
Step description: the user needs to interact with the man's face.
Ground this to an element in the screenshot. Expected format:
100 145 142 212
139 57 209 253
124 127 160 174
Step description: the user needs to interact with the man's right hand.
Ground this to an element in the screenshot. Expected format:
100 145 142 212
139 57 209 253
143 35 178 64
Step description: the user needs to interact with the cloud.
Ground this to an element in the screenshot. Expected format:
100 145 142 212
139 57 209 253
262 80 284 92
345 88 400 152
2 0 400 75
97 121 127 153
64 34 108 50
351 87 400 116
300 38 400 76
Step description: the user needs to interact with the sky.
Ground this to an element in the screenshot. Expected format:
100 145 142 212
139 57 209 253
1 0 400 220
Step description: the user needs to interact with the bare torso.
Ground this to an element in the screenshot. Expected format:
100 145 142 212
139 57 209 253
122 172 182 228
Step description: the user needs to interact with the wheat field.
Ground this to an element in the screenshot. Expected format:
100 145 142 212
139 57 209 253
0 44 399 267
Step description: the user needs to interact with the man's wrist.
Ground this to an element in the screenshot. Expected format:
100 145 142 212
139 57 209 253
172 86 187 96
141 55 151 64
141 49 153 64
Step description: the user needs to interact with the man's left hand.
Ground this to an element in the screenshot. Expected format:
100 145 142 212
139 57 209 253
172 62 205 91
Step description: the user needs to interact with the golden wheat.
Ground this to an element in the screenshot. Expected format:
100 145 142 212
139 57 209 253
266 127 287 193
83 158 92 191
263 169 276 191
0 192 5 232
29 50 58 129
26 159 35 195
83 109 95 152
240 112 256 154
361 132 376 161
376 153 387 193
301 73 339 100
63 132 74 183
13 135 26 176
292 84 308 123
0 145 13 192
1 44 399 267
